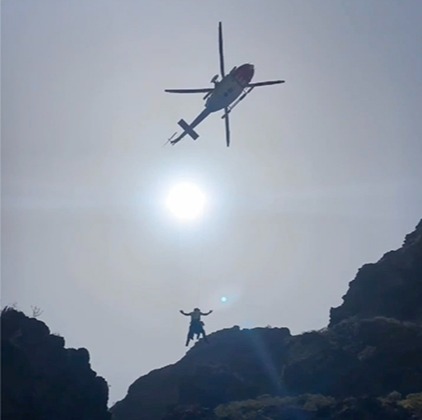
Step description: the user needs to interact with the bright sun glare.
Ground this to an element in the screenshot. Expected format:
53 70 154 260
166 182 207 222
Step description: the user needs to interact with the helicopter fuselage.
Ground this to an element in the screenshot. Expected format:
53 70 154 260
205 63 254 112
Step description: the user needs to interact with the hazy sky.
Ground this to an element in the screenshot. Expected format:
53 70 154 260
2 0 422 405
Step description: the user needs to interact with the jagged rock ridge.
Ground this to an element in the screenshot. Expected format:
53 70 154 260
111 219 422 420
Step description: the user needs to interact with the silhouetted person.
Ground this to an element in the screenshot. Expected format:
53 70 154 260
180 308 213 346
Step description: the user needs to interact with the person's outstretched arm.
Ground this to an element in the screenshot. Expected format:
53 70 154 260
180 310 190 316
201 310 213 316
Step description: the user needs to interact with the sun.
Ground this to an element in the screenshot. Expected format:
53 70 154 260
166 182 207 221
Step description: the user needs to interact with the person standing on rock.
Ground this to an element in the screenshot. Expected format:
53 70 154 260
180 308 213 346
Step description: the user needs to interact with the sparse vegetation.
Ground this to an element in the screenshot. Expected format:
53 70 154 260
214 394 335 419
399 393 422 417
31 305 43 318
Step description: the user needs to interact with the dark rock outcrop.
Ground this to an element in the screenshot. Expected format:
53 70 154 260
111 327 291 420
283 317 422 397
329 219 422 326
1 307 110 420
111 219 422 420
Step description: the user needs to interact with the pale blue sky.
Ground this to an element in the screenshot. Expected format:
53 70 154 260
2 0 422 405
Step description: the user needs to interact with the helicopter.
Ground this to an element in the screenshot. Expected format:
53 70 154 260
165 22 285 147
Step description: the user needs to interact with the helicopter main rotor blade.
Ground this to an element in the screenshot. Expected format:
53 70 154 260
224 107 230 147
247 80 285 88
218 22 225 78
165 88 213 94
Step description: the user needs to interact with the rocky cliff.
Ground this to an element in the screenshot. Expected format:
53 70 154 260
329 219 422 325
1 308 110 420
111 219 422 420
